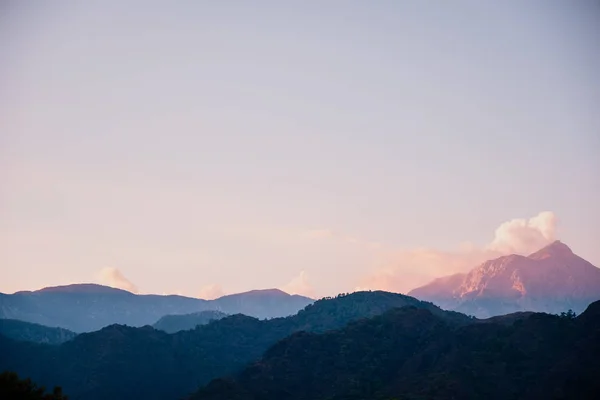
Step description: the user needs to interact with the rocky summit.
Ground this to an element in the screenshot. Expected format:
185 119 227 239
408 241 600 317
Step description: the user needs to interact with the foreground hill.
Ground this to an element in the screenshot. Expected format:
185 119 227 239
153 310 228 333
0 291 469 400
0 371 68 400
192 300 600 400
0 285 313 332
0 319 77 344
409 241 600 317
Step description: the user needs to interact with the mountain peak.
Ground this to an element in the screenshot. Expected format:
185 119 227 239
528 240 573 260
34 283 133 295
408 240 600 318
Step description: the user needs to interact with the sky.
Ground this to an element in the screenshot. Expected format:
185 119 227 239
1 1 599 299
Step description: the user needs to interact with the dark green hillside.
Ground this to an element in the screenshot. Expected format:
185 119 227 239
0 371 68 400
191 301 600 400
153 310 228 333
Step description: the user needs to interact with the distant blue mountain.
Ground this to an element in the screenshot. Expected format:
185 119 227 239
0 284 313 332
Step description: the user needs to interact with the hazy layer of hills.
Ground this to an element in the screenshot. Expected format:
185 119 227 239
3 241 596 334
0 286 313 332
409 241 600 317
192 300 600 400
0 319 77 345
0 291 468 400
0 310 228 343
153 310 228 333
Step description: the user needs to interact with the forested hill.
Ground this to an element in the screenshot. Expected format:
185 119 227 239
0 291 468 400
191 300 600 400
152 310 228 333
0 319 77 344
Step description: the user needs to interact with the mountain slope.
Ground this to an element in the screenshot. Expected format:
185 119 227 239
191 300 600 400
409 241 600 317
0 285 313 332
153 310 228 333
213 289 313 320
0 291 470 400
0 319 77 344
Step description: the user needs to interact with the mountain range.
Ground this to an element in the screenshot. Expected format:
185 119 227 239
0 291 469 400
1 288 599 399
0 285 313 332
3 241 597 333
1 241 600 399
409 240 600 317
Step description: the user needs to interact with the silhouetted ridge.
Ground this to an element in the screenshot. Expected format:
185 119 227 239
219 288 291 298
578 299 600 325
22 283 132 295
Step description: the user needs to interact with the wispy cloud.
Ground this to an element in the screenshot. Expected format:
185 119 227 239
280 270 316 298
96 267 139 293
357 211 558 294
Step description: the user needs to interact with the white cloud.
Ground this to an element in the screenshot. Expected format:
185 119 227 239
357 211 558 294
281 270 316 298
198 284 225 300
97 267 139 293
487 211 557 254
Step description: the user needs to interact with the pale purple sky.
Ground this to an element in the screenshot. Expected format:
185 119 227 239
1 1 599 298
